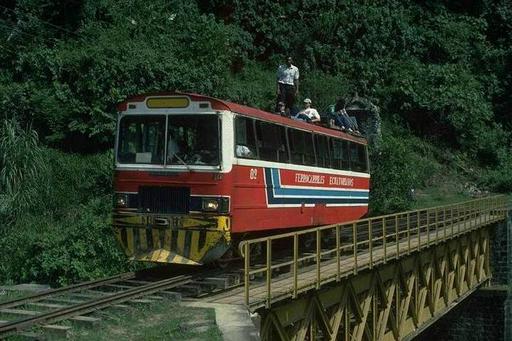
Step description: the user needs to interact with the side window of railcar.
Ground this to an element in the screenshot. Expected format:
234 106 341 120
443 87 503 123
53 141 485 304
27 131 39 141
331 139 350 170
350 143 368 172
331 139 343 170
288 129 316 166
342 140 351 170
315 134 331 168
255 121 289 163
235 116 257 159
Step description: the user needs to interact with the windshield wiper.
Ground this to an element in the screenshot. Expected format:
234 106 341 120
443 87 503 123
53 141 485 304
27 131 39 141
173 154 192 171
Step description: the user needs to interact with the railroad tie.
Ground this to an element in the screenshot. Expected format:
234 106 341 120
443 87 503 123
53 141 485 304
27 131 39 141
42 324 72 338
129 299 155 304
0 308 100 326
157 291 182 302
69 315 101 326
27 302 67 309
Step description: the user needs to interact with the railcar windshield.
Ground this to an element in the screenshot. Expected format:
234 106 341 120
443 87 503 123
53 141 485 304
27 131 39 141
117 114 220 166
167 115 219 166
117 115 166 164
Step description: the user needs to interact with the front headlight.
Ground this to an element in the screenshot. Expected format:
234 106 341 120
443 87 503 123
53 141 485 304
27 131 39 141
202 198 219 211
199 197 229 213
115 193 129 208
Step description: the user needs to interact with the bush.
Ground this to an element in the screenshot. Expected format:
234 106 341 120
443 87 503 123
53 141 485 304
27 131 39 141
369 125 439 215
0 197 129 286
0 119 50 224
0 0 245 151
0 123 127 285
480 149 512 192
221 62 352 113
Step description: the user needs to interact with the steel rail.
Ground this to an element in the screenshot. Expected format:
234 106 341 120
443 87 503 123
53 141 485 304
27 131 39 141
0 275 192 337
0 272 136 310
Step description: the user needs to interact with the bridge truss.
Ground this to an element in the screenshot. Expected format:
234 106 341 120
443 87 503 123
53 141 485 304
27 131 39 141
239 196 508 340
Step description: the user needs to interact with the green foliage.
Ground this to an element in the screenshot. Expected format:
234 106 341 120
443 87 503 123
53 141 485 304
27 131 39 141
222 63 351 112
480 149 512 192
202 1 511 191
0 128 128 285
221 62 276 110
369 127 441 215
0 197 128 286
0 0 245 150
0 119 49 223
2 0 511 164
1 0 512 285
384 61 498 145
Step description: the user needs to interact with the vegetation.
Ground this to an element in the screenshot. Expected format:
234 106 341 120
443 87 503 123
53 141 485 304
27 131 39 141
0 121 127 285
61 300 220 341
2 296 221 340
0 0 511 285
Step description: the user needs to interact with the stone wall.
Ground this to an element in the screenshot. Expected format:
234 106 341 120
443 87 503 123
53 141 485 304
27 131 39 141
490 217 510 285
417 287 507 341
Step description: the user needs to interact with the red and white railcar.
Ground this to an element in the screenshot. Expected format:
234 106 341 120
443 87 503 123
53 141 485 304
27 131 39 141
113 93 369 265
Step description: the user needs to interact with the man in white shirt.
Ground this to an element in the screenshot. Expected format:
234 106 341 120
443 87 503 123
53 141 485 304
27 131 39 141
276 56 299 112
294 98 321 123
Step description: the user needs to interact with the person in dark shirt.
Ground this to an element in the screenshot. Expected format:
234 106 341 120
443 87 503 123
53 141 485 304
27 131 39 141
276 101 289 117
332 98 359 133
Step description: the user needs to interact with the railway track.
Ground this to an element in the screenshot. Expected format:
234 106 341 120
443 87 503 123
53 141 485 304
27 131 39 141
0 266 243 339
0 272 137 311
2 208 490 338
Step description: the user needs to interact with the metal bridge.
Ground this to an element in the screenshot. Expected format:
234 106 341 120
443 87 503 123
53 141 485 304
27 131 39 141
202 195 509 340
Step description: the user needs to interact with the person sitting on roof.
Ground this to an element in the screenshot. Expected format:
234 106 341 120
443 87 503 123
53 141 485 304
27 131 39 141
329 98 360 134
276 101 290 117
337 108 354 132
293 98 320 123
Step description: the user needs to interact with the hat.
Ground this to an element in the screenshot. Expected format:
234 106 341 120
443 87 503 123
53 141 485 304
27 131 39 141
278 101 285 106
303 98 312 104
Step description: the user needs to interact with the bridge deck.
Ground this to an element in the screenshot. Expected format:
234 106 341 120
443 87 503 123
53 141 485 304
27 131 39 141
202 209 505 309
197 196 509 341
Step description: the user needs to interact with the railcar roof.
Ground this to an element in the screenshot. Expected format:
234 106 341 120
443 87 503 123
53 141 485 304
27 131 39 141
119 91 367 144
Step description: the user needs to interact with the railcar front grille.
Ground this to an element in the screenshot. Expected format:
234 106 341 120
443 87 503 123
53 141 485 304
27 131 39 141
138 186 190 214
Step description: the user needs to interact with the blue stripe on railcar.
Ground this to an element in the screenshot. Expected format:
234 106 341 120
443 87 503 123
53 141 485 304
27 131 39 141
264 168 369 206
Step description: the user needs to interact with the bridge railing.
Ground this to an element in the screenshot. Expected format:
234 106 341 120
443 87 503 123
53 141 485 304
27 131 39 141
240 195 508 308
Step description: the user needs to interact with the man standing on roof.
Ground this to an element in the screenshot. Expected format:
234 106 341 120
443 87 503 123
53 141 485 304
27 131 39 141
276 56 299 112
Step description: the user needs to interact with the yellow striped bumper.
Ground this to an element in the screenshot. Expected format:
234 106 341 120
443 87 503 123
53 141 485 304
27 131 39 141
113 210 231 265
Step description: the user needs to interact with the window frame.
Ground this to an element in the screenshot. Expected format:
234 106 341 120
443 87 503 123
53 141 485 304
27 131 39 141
255 120 289 163
234 115 259 160
233 114 369 174
117 114 167 165
314 133 331 169
116 113 221 169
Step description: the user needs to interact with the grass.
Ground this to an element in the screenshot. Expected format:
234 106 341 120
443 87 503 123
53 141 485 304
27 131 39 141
44 298 221 341
410 168 474 210
0 289 27 304
66 299 222 341
412 187 471 210
0 287 222 340
1 288 222 341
